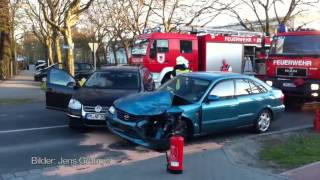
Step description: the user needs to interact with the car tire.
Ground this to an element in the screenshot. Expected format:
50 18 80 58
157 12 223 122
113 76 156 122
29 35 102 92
254 109 272 133
161 73 172 85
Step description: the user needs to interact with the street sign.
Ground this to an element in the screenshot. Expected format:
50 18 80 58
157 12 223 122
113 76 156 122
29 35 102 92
88 42 99 70
62 43 74 49
88 43 99 53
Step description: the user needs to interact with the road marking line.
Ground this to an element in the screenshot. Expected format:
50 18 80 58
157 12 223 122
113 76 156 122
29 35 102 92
0 125 68 134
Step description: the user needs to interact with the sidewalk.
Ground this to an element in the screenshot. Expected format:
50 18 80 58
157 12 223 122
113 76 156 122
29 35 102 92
0 70 44 101
4 148 287 180
282 161 320 180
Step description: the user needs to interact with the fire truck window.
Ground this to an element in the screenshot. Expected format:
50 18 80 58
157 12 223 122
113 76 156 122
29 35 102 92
156 40 169 53
180 40 193 53
235 79 251 96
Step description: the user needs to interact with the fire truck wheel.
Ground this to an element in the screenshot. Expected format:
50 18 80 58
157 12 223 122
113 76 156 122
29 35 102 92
161 73 172 84
254 109 272 133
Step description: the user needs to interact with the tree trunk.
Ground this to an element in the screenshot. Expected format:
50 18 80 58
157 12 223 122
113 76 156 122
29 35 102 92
52 30 62 63
123 44 129 64
0 32 11 80
111 43 117 65
0 0 12 80
103 46 107 65
63 27 75 76
46 37 54 65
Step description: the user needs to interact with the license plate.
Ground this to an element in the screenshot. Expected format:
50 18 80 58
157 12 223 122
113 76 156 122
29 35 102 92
283 83 296 87
86 113 105 120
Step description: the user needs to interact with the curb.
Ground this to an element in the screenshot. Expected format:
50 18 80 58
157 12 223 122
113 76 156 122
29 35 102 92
221 125 314 180
281 161 320 176
222 147 289 180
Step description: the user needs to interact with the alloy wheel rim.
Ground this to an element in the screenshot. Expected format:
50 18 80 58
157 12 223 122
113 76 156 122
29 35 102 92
258 112 270 132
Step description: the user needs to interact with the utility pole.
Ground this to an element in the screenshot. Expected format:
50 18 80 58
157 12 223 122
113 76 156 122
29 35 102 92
88 42 99 70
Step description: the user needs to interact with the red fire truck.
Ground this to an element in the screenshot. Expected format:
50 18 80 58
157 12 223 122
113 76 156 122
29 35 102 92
261 30 320 99
130 28 270 87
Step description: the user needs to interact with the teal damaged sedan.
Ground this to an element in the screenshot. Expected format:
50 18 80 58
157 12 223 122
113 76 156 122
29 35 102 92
107 72 285 149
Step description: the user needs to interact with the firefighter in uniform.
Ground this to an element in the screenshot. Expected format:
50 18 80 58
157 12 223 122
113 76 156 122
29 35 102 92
172 56 191 77
220 59 232 72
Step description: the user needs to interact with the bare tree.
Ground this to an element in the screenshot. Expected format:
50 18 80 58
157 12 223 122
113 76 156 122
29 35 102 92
225 0 319 35
25 1 54 65
39 0 94 76
274 0 319 25
0 0 12 79
150 0 226 32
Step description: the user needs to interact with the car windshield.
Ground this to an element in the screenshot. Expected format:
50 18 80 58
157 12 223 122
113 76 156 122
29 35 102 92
75 63 93 71
270 35 320 56
84 71 140 89
131 39 148 56
158 76 210 103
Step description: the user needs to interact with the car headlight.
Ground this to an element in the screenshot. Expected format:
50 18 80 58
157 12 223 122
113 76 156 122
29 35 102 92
35 71 41 75
68 99 82 110
311 84 319 91
266 80 273 86
109 106 116 114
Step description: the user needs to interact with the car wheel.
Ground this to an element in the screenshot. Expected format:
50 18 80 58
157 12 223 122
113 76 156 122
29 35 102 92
161 73 171 85
175 120 189 139
254 109 272 133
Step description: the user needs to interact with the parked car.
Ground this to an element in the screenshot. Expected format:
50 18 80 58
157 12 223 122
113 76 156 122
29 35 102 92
34 63 94 81
35 60 47 71
107 72 285 149
34 63 64 81
45 65 155 129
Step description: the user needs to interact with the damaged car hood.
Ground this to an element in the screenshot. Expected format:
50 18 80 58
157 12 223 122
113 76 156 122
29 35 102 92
114 91 176 116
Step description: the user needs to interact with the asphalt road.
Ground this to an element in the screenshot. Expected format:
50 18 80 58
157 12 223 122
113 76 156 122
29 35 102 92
0 100 314 175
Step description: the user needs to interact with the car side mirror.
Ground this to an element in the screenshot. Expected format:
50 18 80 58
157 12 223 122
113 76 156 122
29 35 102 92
66 81 79 89
207 95 219 101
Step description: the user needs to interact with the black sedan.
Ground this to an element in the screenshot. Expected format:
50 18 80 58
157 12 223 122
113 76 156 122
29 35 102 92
45 65 155 129
34 63 94 82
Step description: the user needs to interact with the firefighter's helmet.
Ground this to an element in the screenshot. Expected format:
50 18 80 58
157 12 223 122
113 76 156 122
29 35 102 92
176 56 189 68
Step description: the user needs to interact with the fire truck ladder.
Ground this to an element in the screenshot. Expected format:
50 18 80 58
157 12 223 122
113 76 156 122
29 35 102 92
177 26 265 37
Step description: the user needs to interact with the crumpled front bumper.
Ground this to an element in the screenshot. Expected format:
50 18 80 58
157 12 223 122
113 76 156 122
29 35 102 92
106 114 169 150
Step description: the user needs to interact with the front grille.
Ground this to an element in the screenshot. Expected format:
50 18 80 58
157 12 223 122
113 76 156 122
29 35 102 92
116 109 141 122
110 121 141 139
276 68 307 77
83 106 108 113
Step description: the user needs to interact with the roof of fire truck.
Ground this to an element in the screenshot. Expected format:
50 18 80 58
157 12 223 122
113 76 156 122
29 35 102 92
137 27 270 46
137 32 197 40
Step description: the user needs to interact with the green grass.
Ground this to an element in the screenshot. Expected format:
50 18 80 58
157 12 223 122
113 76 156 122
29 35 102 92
40 82 47 90
0 98 34 105
261 134 320 168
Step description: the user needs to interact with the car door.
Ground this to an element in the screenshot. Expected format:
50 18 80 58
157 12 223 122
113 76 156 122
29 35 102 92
235 78 267 125
46 68 77 110
201 80 239 134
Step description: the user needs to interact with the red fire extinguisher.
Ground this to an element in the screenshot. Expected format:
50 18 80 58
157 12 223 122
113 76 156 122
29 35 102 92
166 135 184 174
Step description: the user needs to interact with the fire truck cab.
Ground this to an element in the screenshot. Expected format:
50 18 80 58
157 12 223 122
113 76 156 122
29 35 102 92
263 30 320 99
130 28 270 87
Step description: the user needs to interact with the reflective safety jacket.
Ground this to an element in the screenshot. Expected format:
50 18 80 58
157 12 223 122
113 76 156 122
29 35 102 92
220 64 232 72
172 64 191 76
